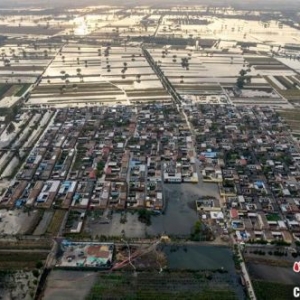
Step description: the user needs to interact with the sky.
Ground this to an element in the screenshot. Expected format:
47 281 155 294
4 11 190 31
0 0 299 10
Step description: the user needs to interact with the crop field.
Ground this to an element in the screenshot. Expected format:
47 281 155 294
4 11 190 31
278 108 300 132
265 75 300 102
0 252 48 270
244 57 281 66
87 272 239 300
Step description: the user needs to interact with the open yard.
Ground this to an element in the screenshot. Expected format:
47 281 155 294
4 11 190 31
0 209 41 235
46 209 66 236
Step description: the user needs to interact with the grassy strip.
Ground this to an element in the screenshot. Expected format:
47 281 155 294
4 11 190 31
46 209 66 236
15 83 31 97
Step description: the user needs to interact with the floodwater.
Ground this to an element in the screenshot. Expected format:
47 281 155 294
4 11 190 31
161 244 235 271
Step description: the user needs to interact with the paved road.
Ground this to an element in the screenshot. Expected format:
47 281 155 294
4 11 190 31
232 236 257 300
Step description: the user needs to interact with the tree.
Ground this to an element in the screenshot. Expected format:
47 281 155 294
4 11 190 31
36 261 43 269
32 269 39 278
236 76 245 89
239 69 247 77
6 122 15 134
138 209 152 225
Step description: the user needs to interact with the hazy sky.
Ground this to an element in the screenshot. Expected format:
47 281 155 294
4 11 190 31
0 0 299 10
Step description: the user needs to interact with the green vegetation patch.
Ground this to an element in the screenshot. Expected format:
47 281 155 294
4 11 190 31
266 213 281 221
252 280 294 300
87 272 237 300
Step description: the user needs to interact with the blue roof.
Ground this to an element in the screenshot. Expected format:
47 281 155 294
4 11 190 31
201 152 217 158
15 199 25 208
